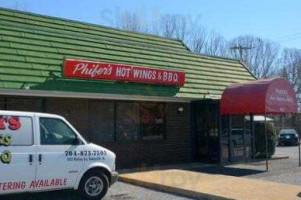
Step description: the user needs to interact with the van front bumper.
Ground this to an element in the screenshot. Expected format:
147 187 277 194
110 171 119 185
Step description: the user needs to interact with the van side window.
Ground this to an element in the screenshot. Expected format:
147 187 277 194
0 116 33 146
40 118 80 145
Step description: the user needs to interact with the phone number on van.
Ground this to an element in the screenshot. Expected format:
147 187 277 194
65 150 107 157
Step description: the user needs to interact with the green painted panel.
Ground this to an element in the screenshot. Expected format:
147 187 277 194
0 41 10 47
24 56 62 65
0 25 245 71
0 74 46 83
1 54 26 62
0 41 252 78
0 7 256 99
1 16 186 51
0 47 17 54
11 10 182 45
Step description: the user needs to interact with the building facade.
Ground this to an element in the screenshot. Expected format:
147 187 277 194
0 8 256 169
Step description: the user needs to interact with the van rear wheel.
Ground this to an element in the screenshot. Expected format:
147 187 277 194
79 171 109 200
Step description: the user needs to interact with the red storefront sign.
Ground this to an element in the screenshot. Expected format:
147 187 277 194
63 59 186 86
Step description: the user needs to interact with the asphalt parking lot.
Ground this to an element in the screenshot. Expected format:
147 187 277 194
2 146 300 200
1 182 194 200
230 145 301 185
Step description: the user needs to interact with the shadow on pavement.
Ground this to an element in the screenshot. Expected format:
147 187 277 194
0 190 80 200
187 166 265 177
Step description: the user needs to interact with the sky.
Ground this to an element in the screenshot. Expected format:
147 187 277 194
0 0 300 49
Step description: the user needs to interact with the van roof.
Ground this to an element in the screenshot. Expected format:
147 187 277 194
0 110 63 118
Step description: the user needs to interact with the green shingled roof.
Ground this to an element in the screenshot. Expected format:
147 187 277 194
0 7 256 99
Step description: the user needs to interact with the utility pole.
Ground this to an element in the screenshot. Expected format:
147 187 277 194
230 45 253 61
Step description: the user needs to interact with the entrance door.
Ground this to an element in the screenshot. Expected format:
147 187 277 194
35 117 86 191
229 115 252 162
0 115 36 194
195 101 220 162
221 116 230 162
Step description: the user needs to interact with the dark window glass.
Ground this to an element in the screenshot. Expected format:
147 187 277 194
116 102 140 141
40 118 80 145
89 101 115 142
141 103 165 140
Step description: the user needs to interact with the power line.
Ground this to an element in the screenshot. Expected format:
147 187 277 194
275 32 301 40
278 35 301 42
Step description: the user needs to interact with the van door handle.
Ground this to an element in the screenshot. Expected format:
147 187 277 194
38 154 42 163
29 154 33 164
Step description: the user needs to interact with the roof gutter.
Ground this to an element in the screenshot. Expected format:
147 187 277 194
0 88 193 103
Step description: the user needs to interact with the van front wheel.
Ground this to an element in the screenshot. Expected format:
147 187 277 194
79 171 109 200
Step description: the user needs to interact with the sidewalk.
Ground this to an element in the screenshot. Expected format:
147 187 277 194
120 169 301 200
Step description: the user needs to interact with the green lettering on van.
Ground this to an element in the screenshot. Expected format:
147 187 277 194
1 150 12 164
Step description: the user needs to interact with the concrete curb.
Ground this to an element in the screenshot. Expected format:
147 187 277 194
118 163 214 174
270 156 289 160
119 176 235 200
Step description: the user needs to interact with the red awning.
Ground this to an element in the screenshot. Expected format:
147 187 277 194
220 77 298 115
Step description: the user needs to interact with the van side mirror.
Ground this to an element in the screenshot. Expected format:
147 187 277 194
72 135 82 145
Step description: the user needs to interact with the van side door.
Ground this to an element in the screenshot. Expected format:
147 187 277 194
0 115 36 194
34 117 86 191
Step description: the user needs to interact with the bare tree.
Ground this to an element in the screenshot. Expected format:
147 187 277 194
229 35 280 78
115 11 228 57
189 26 208 53
153 14 193 44
153 14 228 57
154 14 177 38
190 28 229 57
113 11 282 69
278 48 301 104
174 15 190 42
115 11 148 33
203 30 228 57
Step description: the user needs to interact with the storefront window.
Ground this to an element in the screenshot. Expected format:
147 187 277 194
141 103 165 140
88 101 166 142
116 102 140 141
89 101 115 142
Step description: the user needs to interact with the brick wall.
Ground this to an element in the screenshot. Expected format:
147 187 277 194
6 97 42 112
45 98 90 139
3 97 193 169
102 103 193 169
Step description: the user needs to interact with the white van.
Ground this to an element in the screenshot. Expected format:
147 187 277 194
0 111 118 200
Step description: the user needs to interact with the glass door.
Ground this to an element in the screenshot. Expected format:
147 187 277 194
221 116 230 162
195 101 220 162
231 115 245 162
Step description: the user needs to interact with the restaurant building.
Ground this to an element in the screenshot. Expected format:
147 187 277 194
0 8 260 169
